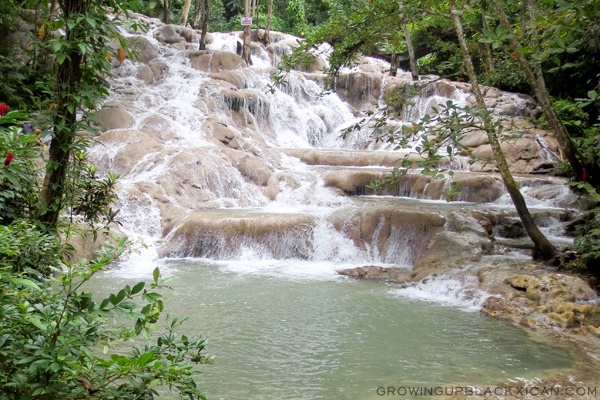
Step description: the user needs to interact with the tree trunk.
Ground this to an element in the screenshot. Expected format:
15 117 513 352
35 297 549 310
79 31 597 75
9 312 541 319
193 0 202 27
254 0 259 38
263 0 273 45
163 0 169 24
180 0 192 26
480 0 495 72
242 0 252 64
449 0 558 261
490 0 597 186
402 23 418 80
38 0 86 230
199 0 210 50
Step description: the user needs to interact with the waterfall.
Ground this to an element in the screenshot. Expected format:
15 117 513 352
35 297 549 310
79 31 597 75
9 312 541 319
93 21 579 287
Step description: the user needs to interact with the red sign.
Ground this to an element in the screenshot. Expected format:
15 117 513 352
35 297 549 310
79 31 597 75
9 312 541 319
241 17 253 26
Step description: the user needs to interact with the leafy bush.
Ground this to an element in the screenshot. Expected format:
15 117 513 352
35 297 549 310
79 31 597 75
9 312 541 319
539 98 590 137
575 126 600 169
0 239 211 400
480 57 529 94
564 209 600 276
0 222 60 275
0 110 43 225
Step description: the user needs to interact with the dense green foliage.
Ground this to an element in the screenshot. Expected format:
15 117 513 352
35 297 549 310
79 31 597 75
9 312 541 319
1 1 209 398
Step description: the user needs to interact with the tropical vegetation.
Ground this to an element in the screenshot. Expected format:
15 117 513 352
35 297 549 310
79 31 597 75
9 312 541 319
1 0 600 397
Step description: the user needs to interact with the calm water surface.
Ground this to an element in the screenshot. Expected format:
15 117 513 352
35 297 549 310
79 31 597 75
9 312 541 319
92 259 573 399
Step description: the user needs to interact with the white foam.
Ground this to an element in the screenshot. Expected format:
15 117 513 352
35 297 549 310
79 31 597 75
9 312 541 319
104 235 170 280
202 258 386 282
389 275 495 311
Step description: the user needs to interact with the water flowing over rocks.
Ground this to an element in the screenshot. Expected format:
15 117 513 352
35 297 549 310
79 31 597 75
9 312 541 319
80 11 600 380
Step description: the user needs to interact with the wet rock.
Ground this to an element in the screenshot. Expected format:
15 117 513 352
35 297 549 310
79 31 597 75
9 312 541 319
459 130 490 149
154 24 194 44
337 266 412 282
124 35 160 64
452 175 504 203
154 148 264 209
161 210 316 259
414 231 492 270
136 64 154 84
328 206 446 264
336 72 383 111
187 50 247 72
138 114 176 142
264 172 303 200
92 107 136 132
235 154 273 186
93 129 164 176
149 60 168 80
204 117 241 149
496 217 526 238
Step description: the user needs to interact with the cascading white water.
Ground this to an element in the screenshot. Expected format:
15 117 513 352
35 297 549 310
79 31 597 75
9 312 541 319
95 23 577 302
85 22 592 399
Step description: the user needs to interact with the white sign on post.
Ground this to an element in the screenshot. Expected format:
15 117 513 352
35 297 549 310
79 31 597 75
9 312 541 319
241 17 253 26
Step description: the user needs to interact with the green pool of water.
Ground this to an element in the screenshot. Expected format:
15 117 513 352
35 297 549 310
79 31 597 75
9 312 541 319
92 259 573 399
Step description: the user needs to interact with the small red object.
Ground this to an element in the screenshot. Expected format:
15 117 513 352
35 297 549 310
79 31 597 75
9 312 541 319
582 167 588 183
4 152 14 166
0 103 9 116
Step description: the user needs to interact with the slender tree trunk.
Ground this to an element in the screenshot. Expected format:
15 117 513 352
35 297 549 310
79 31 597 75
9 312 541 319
481 0 495 72
254 0 260 38
38 0 86 230
402 23 418 80
263 0 273 44
163 0 169 24
50 0 59 15
199 0 210 50
490 0 596 185
242 0 252 64
449 0 558 261
193 0 202 27
180 0 192 26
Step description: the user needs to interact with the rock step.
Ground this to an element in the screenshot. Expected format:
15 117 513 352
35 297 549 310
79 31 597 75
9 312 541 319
159 197 574 263
316 166 504 203
283 148 451 168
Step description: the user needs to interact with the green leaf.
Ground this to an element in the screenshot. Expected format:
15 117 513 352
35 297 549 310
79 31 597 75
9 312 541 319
24 315 47 331
143 292 162 302
119 301 137 310
131 281 145 295
138 351 154 366
10 278 42 291
153 267 160 283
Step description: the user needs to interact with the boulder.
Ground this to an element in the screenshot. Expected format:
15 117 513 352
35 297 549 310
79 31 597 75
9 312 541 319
204 117 241 149
93 129 164 176
235 154 272 186
93 107 136 132
187 50 247 72
154 24 194 44
149 60 168 80
138 114 177 142
136 64 154 84
336 72 383 111
337 266 412 282
124 35 160 64
414 231 492 270
328 206 446 265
